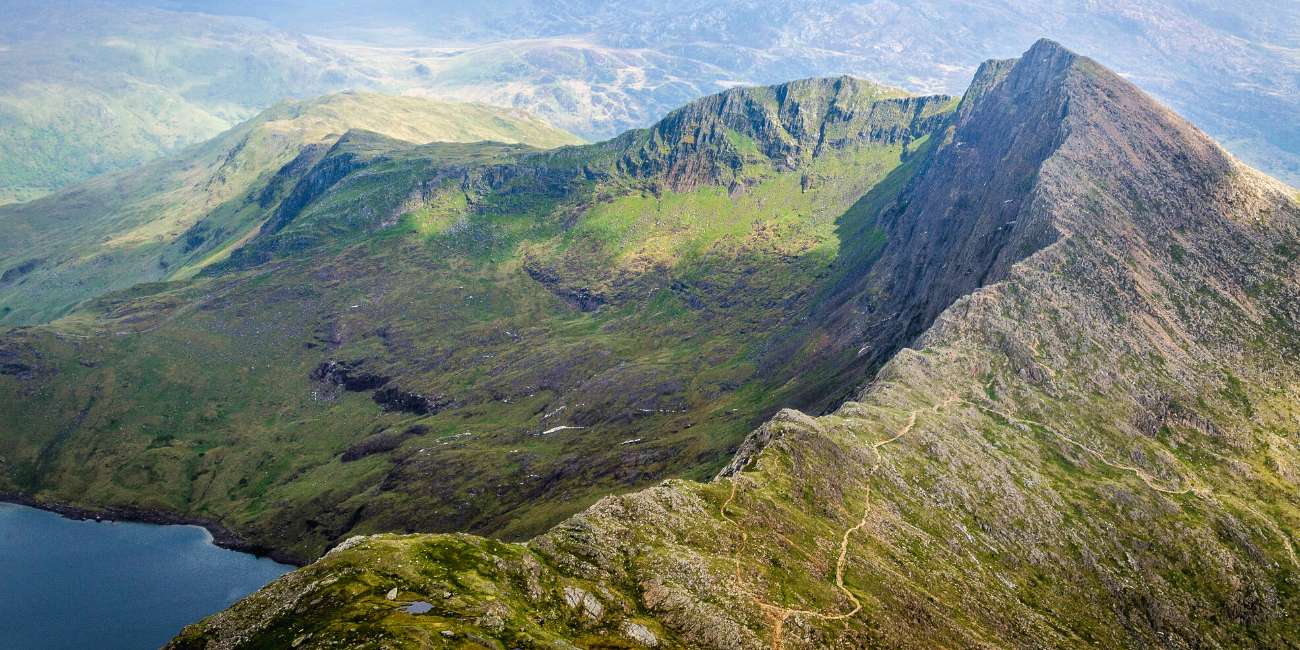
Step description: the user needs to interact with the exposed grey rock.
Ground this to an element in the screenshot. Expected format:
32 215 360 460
623 622 659 647
562 585 604 620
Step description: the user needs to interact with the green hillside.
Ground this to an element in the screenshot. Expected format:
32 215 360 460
167 41 1300 649
0 77 953 561
0 92 579 325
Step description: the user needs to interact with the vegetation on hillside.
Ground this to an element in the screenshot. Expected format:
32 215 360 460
0 92 580 325
0 77 952 562
167 40 1300 649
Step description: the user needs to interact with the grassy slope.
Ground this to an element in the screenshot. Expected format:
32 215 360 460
167 43 1300 649
0 79 948 560
0 92 580 325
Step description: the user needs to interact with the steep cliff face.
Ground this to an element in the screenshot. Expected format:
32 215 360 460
776 45 1074 411
612 76 952 190
171 40 1300 649
782 38 1267 414
850 42 1071 346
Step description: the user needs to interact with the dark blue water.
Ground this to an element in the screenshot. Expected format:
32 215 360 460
0 502 292 650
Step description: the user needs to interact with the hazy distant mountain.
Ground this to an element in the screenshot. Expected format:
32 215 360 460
1 0 1297 204
0 1 371 204
0 92 579 323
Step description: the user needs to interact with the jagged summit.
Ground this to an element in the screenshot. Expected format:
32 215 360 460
787 36 1253 412
167 39 1300 648
205 74 957 277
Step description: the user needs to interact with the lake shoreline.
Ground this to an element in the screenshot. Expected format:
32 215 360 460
0 492 307 566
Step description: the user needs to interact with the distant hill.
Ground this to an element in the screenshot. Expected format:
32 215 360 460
0 0 366 204
0 92 580 324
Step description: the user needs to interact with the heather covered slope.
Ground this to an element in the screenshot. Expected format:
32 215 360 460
0 92 579 325
0 77 955 561
171 40 1300 649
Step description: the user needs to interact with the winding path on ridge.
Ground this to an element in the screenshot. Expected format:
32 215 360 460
716 383 1297 649
718 399 950 650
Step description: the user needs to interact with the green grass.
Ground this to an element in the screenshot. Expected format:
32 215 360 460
0 83 937 561
0 93 580 326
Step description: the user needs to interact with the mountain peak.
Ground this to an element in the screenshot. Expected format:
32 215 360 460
1025 36 1075 60
787 37 1272 412
963 38 1077 106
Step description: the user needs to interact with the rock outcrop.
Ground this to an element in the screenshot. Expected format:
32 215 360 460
612 76 952 191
